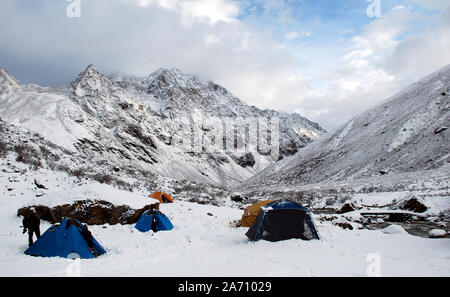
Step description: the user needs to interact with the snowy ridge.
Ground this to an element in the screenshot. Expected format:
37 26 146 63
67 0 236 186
71 64 116 98
0 68 20 98
242 64 450 190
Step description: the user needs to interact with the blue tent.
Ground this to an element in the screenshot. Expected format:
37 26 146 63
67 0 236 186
246 200 320 242
24 218 106 259
135 210 173 233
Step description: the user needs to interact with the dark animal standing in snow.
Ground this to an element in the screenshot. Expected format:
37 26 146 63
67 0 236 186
22 211 41 247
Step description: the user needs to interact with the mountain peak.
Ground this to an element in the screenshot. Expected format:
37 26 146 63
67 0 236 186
86 64 97 71
0 67 20 86
0 67 20 96
71 65 114 97
149 67 204 85
76 64 102 80
153 67 184 76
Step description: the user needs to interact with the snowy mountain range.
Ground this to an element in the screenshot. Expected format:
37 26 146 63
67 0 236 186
0 65 325 188
241 64 450 191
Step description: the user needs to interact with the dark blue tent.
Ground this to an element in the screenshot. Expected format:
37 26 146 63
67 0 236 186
24 218 106 259
135 210 173 233
246 200 320 242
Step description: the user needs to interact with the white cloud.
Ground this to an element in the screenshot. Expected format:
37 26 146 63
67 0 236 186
301 31 312 37
121 0 240 24
285 30 312 41
298 5 450 130
179 0 239 24
204 33 221 45
339 28 355 35
407 0 450 9
285 31 300 40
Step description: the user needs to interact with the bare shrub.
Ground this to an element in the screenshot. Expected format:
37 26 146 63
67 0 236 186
114 179 134 192
0 140 7 158
90 173 114 185
325 197 337 206
71 168 88 179
14 144 42 169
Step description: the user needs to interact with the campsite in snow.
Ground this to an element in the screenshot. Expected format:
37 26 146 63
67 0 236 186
0 0 449 278
0 157 448 277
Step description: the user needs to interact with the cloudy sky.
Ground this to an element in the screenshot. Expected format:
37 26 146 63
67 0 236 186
1 0 450 130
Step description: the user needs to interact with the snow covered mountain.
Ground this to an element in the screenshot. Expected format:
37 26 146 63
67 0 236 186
242 64 450 190
0 65 324 188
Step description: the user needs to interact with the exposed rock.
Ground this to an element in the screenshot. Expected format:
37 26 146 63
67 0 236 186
337 202 358 214
234 153 256 168
333 217 354 230
335 222 353 230
34 179 48 190
230 194 245 202
17 199 160 225
434 127 448 135
394 194 428 213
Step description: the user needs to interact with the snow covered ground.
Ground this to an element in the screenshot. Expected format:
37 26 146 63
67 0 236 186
1 165 449 277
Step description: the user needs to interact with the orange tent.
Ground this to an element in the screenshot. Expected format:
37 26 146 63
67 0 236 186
151 191 174 204
236 200 275 227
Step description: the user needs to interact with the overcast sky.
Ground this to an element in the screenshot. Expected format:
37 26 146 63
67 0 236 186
1 0 450 130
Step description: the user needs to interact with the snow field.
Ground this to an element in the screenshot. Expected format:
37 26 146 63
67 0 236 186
0 160 448 277
1 197 449 277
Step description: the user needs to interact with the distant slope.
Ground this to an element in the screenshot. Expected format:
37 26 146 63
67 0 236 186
242 65 450 190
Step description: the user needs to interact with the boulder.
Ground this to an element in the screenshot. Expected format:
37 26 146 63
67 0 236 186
337 202 358 214
333 217 354 230
234 153 256 168
394 194 428 213
34 178 48 190
434 126 448 135
230 194 244 203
